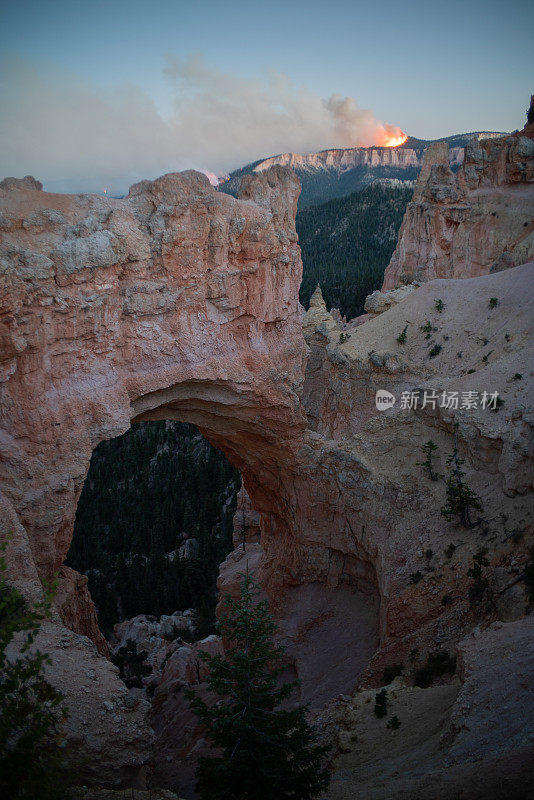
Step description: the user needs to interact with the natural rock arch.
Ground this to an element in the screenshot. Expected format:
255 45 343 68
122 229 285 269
0 166 382 721
0 167 305 579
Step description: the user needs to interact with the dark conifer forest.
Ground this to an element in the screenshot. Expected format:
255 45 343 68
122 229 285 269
297 182 413 320
67 421 240 635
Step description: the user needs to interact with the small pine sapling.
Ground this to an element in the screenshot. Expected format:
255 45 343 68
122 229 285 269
374 688 388 718
417 440 439 481
396 325 408 344
441 428 483 528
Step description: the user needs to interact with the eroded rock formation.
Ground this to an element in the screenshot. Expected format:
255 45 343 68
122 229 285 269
382 131 534 288
0 165 306 786
1 124 533 797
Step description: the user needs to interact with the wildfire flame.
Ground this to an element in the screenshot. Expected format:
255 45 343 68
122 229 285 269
376 124 408 148
382 131 408 147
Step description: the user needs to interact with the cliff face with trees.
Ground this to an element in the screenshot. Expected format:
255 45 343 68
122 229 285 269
0 119 533 798
67 420 239 634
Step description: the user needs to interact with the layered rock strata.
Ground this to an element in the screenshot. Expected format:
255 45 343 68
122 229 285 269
382 131 534 288
249 138 476 175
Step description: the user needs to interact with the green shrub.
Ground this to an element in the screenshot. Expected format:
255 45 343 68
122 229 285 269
396 325 408 344
409 572 423 585
488 298 499 309
387 715 401 730
429 344 442 358
434 299 445 313
374 689 388 718
111 639 152 688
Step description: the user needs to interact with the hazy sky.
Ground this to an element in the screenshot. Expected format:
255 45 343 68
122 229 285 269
0 0 532 192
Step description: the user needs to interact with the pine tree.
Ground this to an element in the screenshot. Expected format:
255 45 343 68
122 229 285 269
440 428 483 528
417 440 439 481
0 547 71 798
187 572 330 800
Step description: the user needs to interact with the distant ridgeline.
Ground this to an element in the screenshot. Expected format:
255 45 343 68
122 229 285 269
220 132 505 321
220 133 503 209
67 421 240 635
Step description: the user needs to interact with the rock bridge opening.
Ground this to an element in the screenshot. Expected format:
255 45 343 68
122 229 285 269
0 167 382 788
65 418 242 645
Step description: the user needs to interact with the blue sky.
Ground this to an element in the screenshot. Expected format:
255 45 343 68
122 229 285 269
1 0 532 191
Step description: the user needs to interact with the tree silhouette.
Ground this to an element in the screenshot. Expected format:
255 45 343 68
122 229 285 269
417 440 439 481
187 571 330 800
0 548 71 798
440 428 483 528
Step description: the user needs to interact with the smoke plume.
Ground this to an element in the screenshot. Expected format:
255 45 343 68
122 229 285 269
0 54 405 194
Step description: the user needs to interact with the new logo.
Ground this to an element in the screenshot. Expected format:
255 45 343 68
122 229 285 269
375 390 396 411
